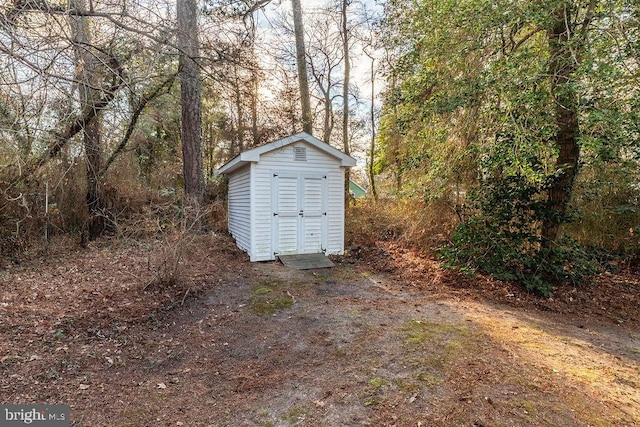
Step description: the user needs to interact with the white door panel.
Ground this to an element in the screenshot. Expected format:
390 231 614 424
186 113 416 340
301 176 325 253
272 172 327 256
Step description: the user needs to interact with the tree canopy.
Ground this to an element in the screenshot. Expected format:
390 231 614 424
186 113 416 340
378 0 640 293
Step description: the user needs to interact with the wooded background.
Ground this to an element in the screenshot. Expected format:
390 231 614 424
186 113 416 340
0 0 638 293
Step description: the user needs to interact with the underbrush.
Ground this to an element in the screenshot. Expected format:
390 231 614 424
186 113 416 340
345 198 458 256
436 168 632 295
346 193 626 297
566 163 640 258
0 155 227 267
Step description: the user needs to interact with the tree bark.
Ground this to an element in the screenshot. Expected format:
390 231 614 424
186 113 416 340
542 4 582 245
232 61 245 155
341 0 351 206
71 0 106 241
248 21 260 147
291 0 312 134
177 0 204 201
250 65 260 147
367 54 377 200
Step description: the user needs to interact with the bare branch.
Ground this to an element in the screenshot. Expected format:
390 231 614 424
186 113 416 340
100 72 178 177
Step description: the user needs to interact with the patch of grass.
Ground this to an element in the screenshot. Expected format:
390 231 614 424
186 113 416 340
281 406 306 424
393 378 421 394
363 396 380 407
253 287 272 296
563 394 623 427
416 373 440 388
255 409 274 427
515 398 537 415
250 297 293 316
400 319 467 346
348 309 361 317
114 394 161 427
397 318 471 396
249 279 294 316
361 376 393 408
252 279 285 290
564 365 604 383
332 348 347 357
369 377 387 388
116 407 151 427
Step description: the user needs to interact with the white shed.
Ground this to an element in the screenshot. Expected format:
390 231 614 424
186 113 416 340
216 132 356 262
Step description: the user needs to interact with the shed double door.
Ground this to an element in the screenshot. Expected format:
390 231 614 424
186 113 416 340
272 172 328 256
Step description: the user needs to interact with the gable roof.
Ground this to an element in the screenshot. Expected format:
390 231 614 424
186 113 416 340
349 180 367 198
216 132 357 175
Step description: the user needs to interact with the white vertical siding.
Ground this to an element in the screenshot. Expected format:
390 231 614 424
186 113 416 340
253 141 346 259
227 165 251 255
251 161 274 260
226 140 348 261
325 167 345 254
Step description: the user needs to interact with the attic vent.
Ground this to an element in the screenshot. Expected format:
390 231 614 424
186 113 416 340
294 146 307 161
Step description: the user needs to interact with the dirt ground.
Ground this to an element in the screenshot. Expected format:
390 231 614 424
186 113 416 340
0 233 639 426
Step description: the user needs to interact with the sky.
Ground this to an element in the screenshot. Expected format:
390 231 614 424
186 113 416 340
252 0 386 166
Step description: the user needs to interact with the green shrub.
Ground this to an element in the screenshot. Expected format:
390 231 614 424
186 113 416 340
441 170 599 296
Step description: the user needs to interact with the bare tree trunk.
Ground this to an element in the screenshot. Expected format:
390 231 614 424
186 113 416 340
250 66 259 147
341 0 351 206
233 61 245 154
177 0 204 204
71 0 105 241
341 0 351 154
322 88 333 144
291 0 312 134
389 73 402 193
542 3 592 245
84 118 105 239
310 61 333 144
367 54 377 200
249 24 260 147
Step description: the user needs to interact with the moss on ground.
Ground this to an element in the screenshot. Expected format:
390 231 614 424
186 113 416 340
249 279 294 316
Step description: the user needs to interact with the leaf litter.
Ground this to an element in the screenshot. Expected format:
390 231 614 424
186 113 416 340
0 233 638 426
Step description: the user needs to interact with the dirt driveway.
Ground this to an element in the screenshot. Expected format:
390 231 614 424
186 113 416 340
1 234 639 426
